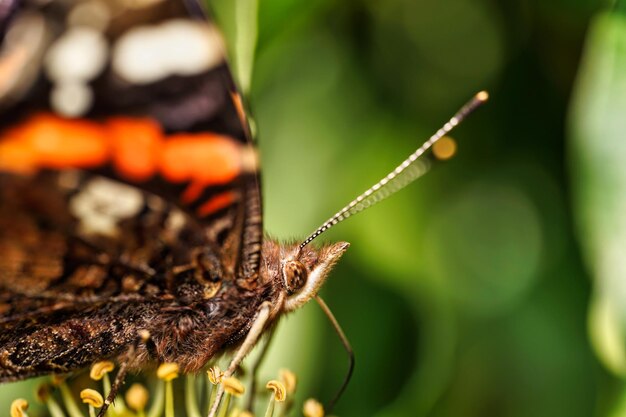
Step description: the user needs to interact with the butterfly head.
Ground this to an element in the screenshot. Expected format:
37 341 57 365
276 241 350 312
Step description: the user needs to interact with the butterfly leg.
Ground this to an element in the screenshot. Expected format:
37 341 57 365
208 302 272 417
244 325 276 411
98 357 130 417
97 331 150 417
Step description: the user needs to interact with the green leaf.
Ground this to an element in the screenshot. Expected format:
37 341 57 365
234 0 258 94
209 0 258 94
569 9 626 376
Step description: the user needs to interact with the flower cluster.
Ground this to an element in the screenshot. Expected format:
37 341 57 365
10 362 325 417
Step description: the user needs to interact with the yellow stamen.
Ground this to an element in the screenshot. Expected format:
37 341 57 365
51 374 66 386
90 361 115 380
36 383 51 402
239 411 254 417
10 399 28 417
80 389 104 408
126 383 149 411
265 380 286 402
303 399 324 417
60 381 85 417
165 376 175 417
157 362 180 381
185 374 202 417
37 388 65 417
223 376 245 396
208 365 224 385
218 393 232 417
279 369 297 394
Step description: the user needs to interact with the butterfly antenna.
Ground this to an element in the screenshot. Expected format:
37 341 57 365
314 295 354 412
299 91 489 249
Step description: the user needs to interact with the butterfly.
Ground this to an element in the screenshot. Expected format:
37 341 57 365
0 1 487 416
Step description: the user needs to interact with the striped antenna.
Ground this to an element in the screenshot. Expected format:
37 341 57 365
299 91 489 249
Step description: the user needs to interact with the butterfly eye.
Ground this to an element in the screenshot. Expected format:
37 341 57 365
282 260 308 294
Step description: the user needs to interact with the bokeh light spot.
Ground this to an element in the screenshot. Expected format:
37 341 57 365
433 136 457 161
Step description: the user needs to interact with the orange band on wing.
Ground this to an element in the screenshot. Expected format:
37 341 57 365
0 114 246 189
0 139 37 173
181 182 206 204
108 117 163 181
161 134 241 184
197 190 236 217
3 114 108 169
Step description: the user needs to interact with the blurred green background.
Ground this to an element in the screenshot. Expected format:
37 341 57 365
212 0 626 416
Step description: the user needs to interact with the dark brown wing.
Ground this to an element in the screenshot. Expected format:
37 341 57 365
0 0 266 379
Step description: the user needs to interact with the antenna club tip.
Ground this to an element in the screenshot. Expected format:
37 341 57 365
476 91 489 102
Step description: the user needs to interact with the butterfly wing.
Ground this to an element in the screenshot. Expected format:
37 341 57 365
0 0 266 379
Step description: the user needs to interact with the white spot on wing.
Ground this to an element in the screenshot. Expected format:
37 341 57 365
70 178 144 237
112 20 223 84
45 27 108 83
50 81 93 117
166 210 186 234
